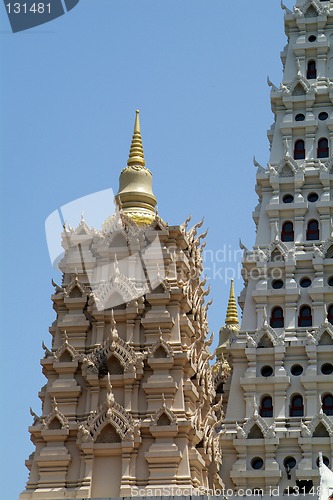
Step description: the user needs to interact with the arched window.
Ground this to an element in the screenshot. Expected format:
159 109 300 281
306 219 319 240
260 396 273 418
270 306 284 328
281 221 294 242
328 305 333 325
298 305 313 327
290 394 304 417
322 394 333 416
307 60 317 79
294 139 305 159
317 138 329 158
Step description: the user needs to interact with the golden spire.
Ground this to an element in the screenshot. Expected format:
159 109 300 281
225 280 239 325
127 110 145 167
115 110 157 226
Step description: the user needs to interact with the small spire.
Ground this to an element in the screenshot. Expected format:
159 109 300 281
225 280 239 325
127 110 145 167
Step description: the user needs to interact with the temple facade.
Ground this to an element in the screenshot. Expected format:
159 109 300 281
219 0 333 494
20 112 227 499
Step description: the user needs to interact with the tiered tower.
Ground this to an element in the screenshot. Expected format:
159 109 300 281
20 112 226 499
220 0 333 494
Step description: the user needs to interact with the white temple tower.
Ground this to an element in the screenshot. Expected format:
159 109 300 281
20 112 226 499
220 0 333 494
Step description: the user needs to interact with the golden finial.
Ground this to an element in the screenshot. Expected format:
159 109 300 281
127 110 145 167
225 280 239 325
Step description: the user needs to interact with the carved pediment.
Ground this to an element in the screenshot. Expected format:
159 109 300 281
64 275 89 299
301 413 333 437
281 75 316 97
54 332 79 362
79 378 140 444
263 240 295 262
249 324 285 348
276 155 303 175
313 322 333 345
92 266 148 310
151 396 177 426
43 399 69 430
295 0 329 18
148 331 173 359
84 316 143 376
315 233 333 259
239 415 276 439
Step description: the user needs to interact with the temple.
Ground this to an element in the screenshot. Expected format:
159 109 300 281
219 0 333 493
20 111 227 499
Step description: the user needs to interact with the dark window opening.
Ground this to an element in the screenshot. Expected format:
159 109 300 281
290 395 304 417
294 139 305 160
307 60 317 79
323 394 333 416
283 194 294 203
300 277 312 288
295 113 305 122
328 305 333 324
260 396 273 418
318 138 329 158
321 363 333 375
298 305 313 327
291 364 303 376
306 220 319 241
281 221 294 242
270 306 284 328
272 279 284 289
251 457 264 470
319 112 328 121
261 365 273 377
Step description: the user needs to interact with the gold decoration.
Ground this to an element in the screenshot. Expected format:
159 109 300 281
225 279 239 326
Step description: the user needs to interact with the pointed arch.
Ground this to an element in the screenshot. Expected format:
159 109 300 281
242 414 276 438
307 412 333 437
292 83 307 96
151 403 177 426
85 395 139 442
313 322 333 345
253 324 285 347
95 423 121 443
43 403 69 430
54 335 79 363
148 334 173 360
248 424 264 439
92 272 144 310
84 328 143 377
64 276 88 300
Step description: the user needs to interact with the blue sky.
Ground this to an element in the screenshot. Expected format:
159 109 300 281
0 1 294 497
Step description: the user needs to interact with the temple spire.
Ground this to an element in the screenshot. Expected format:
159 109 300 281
116 110 157 225
127 110 145 167
225 279 239 326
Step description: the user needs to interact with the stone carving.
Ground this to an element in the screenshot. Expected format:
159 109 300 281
151 394 177 426
54 331 79 362
305 412 333 437
148 329 173 358
43 398 70 430
81 376 140 442
83 314 143 376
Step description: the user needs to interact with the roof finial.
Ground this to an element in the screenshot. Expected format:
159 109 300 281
127 110 145 167
225 280 239 326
